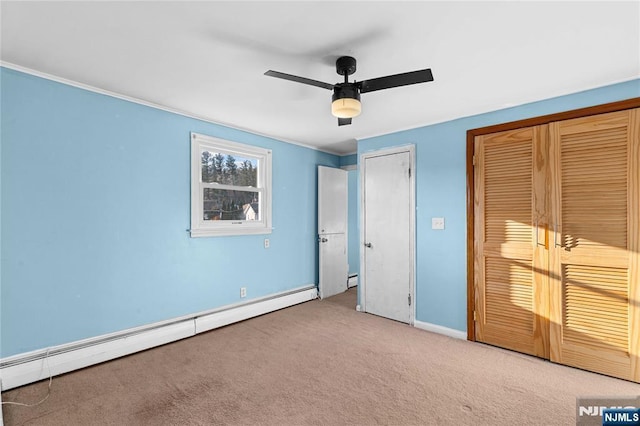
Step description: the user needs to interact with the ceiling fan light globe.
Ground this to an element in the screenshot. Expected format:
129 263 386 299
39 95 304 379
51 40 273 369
331 98 361 118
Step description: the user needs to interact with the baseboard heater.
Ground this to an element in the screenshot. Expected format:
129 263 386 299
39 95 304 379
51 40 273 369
0 285 317 391
347 274 358 288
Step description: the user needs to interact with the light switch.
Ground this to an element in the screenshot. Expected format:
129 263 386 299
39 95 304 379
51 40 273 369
432 217 445 230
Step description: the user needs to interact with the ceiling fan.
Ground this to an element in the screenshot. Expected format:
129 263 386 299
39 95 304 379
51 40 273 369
265 56 434 126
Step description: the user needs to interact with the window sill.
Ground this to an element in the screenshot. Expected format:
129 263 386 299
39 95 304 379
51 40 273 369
189 227 273 238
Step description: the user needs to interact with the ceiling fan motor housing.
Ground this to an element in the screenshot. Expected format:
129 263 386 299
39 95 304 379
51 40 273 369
336 56 357 76
332 83 360 102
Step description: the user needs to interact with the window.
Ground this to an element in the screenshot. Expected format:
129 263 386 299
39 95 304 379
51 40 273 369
190 132 272 237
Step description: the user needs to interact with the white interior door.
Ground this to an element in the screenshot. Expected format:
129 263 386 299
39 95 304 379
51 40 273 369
318 166 348 299
362 147 414 323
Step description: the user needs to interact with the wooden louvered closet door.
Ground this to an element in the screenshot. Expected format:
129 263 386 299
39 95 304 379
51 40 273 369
549 109 640 382
474 107 639 382
474 126 549 358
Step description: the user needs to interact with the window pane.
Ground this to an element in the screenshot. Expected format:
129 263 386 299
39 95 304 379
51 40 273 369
203 188 260 221
201 151 258 186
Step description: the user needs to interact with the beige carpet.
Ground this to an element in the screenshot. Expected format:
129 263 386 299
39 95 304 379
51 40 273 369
2 288 639 425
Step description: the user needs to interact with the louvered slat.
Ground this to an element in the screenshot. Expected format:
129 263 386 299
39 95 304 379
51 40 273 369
484 140 532 244
485 257 533 335
562 263 629 351
561 127 628 250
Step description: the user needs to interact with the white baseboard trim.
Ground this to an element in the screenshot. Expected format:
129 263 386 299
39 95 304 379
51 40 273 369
413 320 467 340
0 285 317 391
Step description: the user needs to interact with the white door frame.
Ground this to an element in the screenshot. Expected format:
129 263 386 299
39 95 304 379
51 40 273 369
359 144 416 325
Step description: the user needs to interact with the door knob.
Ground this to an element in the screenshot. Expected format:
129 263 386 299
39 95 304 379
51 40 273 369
364 242 372 248
320 237 328 243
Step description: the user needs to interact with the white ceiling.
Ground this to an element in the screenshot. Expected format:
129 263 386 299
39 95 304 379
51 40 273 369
1 1 639 155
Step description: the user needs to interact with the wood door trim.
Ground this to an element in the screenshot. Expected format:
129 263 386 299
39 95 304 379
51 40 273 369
466 97 640 341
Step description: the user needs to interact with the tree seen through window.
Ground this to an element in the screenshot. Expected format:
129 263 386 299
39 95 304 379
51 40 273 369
201 151 259 221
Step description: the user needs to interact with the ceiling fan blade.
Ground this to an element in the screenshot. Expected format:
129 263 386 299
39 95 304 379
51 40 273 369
264 70 334 90
359 69 433 94
338 117 352 126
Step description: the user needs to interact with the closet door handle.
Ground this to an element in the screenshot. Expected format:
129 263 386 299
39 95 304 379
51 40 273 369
554 224 562 248
535 221 545 247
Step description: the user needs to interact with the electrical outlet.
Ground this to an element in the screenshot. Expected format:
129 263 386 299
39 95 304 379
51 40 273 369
240 287 247 298
264 238 270 249
432 217 445 230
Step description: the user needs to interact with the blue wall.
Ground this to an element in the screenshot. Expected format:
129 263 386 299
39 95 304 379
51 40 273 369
358 79 640 333
2 67 637 357
339 154 357 167
0 67 339 357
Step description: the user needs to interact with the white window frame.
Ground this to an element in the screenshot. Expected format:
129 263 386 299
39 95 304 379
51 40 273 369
190 132 272 237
